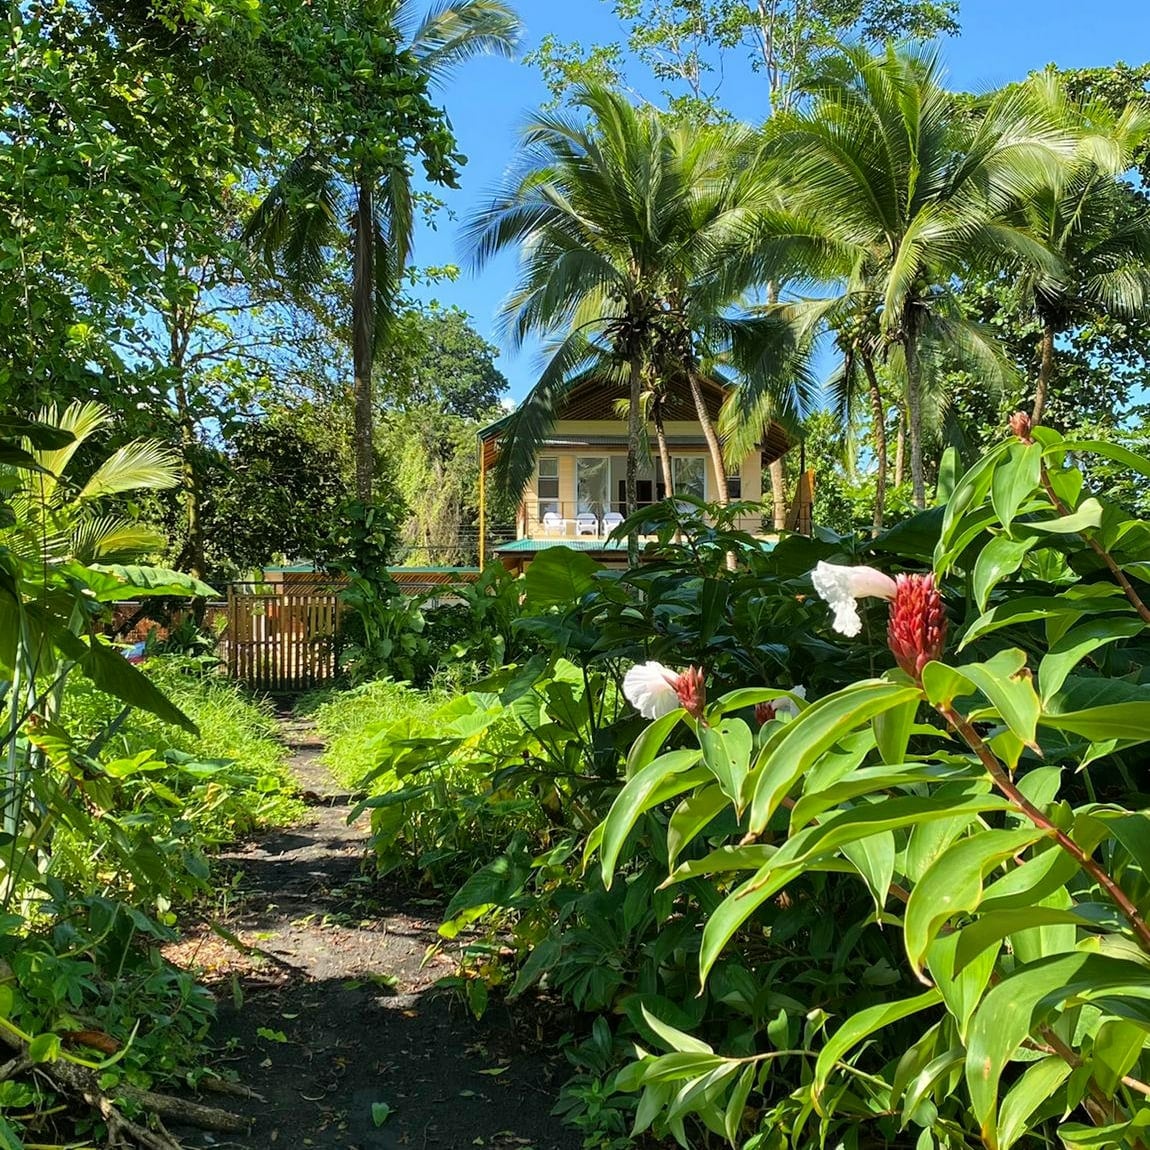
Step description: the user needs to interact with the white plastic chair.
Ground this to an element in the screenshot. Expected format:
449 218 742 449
542 511 566 535
601 511 624 535
575 512 599 536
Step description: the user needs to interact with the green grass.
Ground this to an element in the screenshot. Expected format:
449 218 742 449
66 655 305 840
304 678 443 789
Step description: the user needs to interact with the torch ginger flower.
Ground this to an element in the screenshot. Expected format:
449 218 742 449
623 661 707 721
887 573 947 682
810 561 897 637
755 685 807 725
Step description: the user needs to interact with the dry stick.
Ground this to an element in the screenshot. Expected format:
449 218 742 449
936 703 1150 954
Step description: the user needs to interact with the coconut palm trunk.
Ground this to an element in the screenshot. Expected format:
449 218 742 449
352 171 376 502
626 355 642 561
861 352 888 534
903 307 927 509
1031 317 1056 426
686 369 729 506
653 396 674 503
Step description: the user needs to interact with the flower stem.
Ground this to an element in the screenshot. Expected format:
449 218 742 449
937 703 1150 955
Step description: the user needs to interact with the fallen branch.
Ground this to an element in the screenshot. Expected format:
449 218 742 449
0 1028 250 1149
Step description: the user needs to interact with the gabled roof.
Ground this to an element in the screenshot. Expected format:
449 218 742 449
479 373 791 467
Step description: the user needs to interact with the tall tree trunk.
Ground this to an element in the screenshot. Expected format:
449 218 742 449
653 399 674 502
903 314 926 509
352 171 376 503
764 281 786 530
687 368 728 506
861 353 887 535
894 409 906 488
769 458 786 529
1031 318 1056 426
173 378 205 582
626 355 641 563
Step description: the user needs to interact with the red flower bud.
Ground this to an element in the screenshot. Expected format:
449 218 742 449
754 701 776 726
887 574 947 683
1009 411 1033 443
675 666 707 721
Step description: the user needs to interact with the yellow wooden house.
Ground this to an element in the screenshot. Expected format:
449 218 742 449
477 374 797 571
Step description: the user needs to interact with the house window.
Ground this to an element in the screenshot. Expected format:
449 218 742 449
672 456 706 500
537 457 559 519
727 461 742 501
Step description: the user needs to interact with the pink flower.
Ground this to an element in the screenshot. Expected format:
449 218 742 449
810 562 897 637
1009 411 1034 443
623 661 706 721
754 685 807 725
887 574 947 682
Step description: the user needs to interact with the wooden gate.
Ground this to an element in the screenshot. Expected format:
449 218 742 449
225 582 343 691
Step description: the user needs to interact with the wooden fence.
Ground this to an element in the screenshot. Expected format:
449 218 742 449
225 582 343 692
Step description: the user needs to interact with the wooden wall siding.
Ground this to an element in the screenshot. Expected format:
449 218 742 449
225 584 342 691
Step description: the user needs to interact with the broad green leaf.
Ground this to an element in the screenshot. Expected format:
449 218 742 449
937 440 1012 567
966 953 1150 1148
1058 439 1150 478
972 535 1035 611
1090 1019 1146 1095
789 764 973 832
997 1057 1071 1150
598 751 705 886
626 707 686 778
900 1048 965 1131
842 830 894 917
874 697 919 765
1038 617 1147 703
1019 498 1103 535
724 1064 755 1145
523 546 601 609
905 829 1045 978
958 590 1126 649
27 1032 61 1063
812 990 943 1111
666 843 777 884
86 563 218 599
747 681 922 834
953 907 1088 975
700 796 1010 984
640 1007 713 1054
699 718 753 810
924 650 1040 749
990 442 1041 530
53 628 196 733
927 930 1000 1039
667 784 729 867
1060 1111 1150 1149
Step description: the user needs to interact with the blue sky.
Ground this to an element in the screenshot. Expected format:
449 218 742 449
408 0 1150 401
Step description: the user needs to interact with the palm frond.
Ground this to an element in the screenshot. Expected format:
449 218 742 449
78 440 180 501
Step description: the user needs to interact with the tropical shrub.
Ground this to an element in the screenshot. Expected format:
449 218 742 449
591 414 1150 1149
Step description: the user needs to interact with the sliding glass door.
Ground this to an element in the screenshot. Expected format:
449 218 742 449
576 456 609 516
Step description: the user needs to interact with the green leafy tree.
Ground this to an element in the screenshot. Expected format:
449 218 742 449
468 86 791 550
741 45 1072 508
1009 73 1150 425
245 0 520 503
528 0 959 118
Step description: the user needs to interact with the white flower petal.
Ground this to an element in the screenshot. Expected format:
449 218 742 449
810 562 896 637
770 684 806 718
623 661 681 719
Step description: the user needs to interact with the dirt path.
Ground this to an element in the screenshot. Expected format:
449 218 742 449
170 718 581 1150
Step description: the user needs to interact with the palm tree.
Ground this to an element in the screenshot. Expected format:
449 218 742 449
467 86 783 543
246 1 520 501
755 43 1073 507
5 401 179 566
1012 74 1150 425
